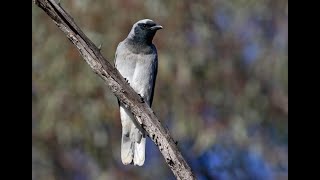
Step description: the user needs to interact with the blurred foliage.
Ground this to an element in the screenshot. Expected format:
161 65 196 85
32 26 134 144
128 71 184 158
32 0 287 179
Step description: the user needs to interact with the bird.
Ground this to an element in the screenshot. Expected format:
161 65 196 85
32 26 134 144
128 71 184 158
114 19 162 166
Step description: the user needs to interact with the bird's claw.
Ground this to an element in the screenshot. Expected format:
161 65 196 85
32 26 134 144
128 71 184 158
124 78 129 84
138 94 144 103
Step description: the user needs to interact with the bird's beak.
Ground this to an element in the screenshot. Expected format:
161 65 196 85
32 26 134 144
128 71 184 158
150 25 163 31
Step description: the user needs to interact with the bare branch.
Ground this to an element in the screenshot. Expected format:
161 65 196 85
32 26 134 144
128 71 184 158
33 0 196 179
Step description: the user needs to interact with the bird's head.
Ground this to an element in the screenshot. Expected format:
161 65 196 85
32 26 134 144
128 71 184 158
128 19 163 44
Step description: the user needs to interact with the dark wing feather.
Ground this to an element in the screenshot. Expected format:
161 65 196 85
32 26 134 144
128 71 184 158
149 55 158 107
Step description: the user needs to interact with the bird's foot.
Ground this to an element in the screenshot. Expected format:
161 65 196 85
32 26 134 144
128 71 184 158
138 94 144 103
124 78 130 84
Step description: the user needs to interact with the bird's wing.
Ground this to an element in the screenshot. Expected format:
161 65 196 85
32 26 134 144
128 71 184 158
149 56 157 107
114 42 121 67
114 43 121 106
149 45 158 107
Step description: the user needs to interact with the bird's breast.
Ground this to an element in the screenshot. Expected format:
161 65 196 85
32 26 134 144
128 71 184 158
115 42 157 104
131 54 156 89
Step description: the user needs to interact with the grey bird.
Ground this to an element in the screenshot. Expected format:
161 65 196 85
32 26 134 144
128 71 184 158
114 19 162 166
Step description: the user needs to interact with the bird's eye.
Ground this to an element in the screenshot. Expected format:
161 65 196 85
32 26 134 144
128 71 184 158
143 24 147 28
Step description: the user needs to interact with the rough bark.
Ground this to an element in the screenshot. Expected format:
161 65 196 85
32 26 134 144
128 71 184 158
33 0 196 179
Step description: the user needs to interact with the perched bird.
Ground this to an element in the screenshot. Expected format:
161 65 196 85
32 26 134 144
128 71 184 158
114 19 162 166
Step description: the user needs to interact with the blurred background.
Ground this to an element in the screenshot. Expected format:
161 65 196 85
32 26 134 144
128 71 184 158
32 0 288 179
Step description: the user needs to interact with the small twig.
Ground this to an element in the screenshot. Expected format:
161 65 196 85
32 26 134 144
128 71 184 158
98 43 102 51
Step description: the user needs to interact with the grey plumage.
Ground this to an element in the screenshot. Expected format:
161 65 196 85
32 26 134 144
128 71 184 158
114 19 162 166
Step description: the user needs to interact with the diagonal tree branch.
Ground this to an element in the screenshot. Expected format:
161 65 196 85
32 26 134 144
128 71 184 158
33 0 196 179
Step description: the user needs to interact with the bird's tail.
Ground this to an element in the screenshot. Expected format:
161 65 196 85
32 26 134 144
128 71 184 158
120 106 146 166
